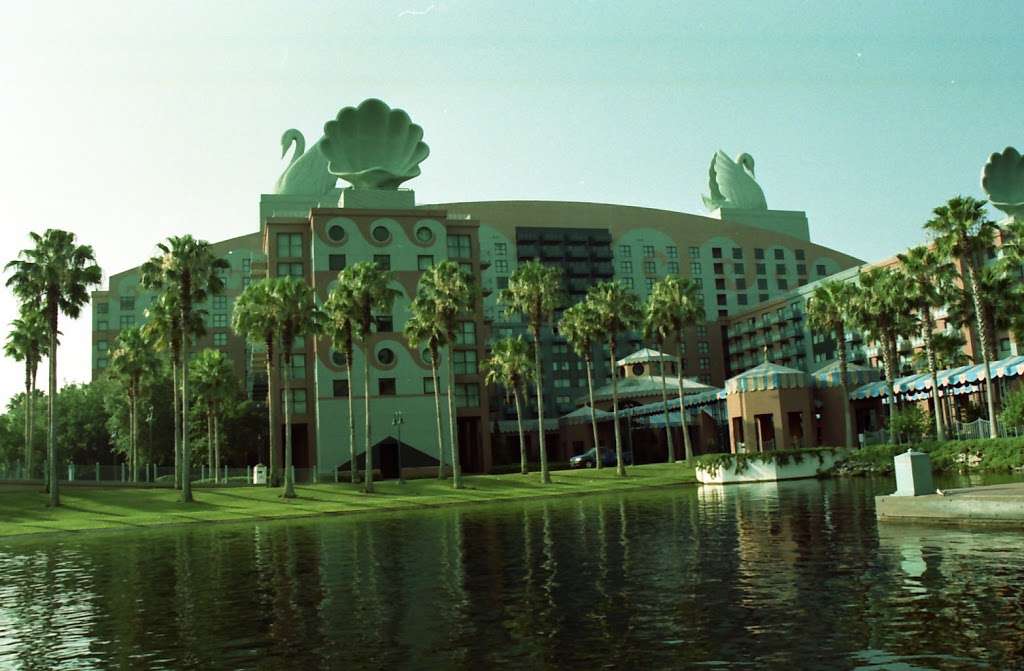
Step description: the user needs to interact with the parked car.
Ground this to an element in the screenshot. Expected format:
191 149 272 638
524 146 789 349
569 447 633 468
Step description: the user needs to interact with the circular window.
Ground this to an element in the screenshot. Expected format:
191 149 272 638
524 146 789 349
422 348 433 363
372 226 391 242
632 364 646 376
377 347 395 365
415 226 433 243
332 351 346 366
328 224 346 242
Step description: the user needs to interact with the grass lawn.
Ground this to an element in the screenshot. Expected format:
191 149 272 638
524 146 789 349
0 462 696 539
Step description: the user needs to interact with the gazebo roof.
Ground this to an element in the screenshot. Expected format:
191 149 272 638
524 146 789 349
725 361 811 395
558 405 616 426
811 360 881 388
584 375 715 404
616 348 674 366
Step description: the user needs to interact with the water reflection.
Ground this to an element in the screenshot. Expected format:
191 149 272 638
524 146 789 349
1 477 1023 669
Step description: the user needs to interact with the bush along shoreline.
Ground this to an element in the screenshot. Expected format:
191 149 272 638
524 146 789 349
694 447 845 478
828 438 1024 476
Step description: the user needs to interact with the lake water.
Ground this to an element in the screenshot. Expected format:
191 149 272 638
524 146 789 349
1 475 1023 670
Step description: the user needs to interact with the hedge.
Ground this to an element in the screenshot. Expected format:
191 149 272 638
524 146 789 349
829 438 1024 476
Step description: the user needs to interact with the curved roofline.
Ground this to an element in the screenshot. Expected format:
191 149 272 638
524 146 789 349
421 199 713 219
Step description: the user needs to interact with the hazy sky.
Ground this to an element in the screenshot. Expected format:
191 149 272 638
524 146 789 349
1 1 1022 407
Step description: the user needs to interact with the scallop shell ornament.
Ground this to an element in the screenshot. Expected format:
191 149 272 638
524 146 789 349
981 146 1024 220
320 99 430 190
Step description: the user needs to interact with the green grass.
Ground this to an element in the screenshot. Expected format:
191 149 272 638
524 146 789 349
0 463 696 539
830 438 1024 476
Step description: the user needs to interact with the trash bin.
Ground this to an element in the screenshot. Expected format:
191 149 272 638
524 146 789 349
252 464 268 485
893 449 935 496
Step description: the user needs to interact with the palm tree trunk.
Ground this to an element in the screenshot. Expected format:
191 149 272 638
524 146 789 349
180 331 193 503
610 337 625 477
836 324 854 448
921 311 945 441
171 355 181 489
345 355 358 484
207 407 214 483
532 326 550 484
446 344 462 489
131 390 138 482
23 366 30 477
283 351 296 498
966 263 998 438
28 367 36 478
265 336 277 488
214 409 221 485
513 386 528 475
676 335 693 461
430 352 445 479
47 304 58 507
657 343 674 462
880 335 897 444
584 355 600 469
363 341 373 493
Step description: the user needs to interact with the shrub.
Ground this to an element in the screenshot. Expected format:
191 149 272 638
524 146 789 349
694 447 842 477
889 405 931 444
830 437 1024 475
1000 385 1024 432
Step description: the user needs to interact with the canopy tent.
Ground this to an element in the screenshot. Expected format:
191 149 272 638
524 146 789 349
725 361 811 395
848 354 1024 401
619 387 726 419
581 375 715 405
811 360 881 388
557 406 616 427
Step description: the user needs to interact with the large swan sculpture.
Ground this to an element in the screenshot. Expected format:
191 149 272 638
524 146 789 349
273 129 337 196
702 150 768 211
981 146 1024 221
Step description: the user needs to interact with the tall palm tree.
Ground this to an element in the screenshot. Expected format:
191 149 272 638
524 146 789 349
897 245 957 441
925 195 1000 437
499 260 565 485
559 301 605 467
946 264 1021 361
643 294 679 462
416 260 476 489
232 279 281 487
806 279 857 448
191 348 236 485
483 336 535 475
645 275 703 460
109 326 159 481
404 296 450 480
140 235 227 502
271 277 322 498
4 307 47 476
587 280 642 476
144 293 205 489
5 229 102 506
333 261 398 494
323 284 361 483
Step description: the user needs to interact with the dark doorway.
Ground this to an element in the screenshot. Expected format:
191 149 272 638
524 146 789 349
280 423 310 468
379 438 400 480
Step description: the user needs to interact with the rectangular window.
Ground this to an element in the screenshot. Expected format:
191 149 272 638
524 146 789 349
699 357 710 370
497 277 509 290
373 255 391 271
276 233 303 258
213 296 228 310
759 293 769 302
422 377 434 394
495 242 507 256
378 378 396 396
375 315 394 333
737 294 748 305
756 263 766 275
621 260 633 273
417 255 434 271
693 278 702 289
459 262 473 277
289 354 306 380
120 296 135 311
795 249 806 260
643 260 656 274
668 261 679 274
96 302 109 314
619 245 632 257
212 313 227 328
333 379 349 397
690 261 702 275
97 340 109 352
495 259 508 274
816 264 827 276
330 254 346 271
696 325 707 337
553 378 571 389
242 258 252 274
775 263 786 275
755 248 765 260
447 234 471 259
732 248 743 259
734 263 744 275
643 245 655 258
712 247 722 258
667 246 678 259
717 294 727 306
622 277 634 289
736 278 747 290
97 357 108 369
774 249 784 260
456 321 476 346
796 264 806 276
97 320 108 331
552 343 568 355
119 315 135 328
713 263 723 275
688 246 700 259
455 383 480 408
777 278 789 290
453 350 478 375
698 341 710 354
758 278 768 290
282 389 307 414
213 333 227 346
645 278 655 292
277 262 303 278
715 278 725 290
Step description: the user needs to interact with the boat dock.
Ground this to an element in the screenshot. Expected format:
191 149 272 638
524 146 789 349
876 482 1024 528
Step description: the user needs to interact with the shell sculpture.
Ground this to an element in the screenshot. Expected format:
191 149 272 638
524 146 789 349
320 99 430 190
701 150 768 211
981 146 1024 220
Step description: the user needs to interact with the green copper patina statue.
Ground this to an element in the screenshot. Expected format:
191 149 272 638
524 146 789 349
274 129 337 196
320 98 430 190
982 146 1024 221
702 150 768 211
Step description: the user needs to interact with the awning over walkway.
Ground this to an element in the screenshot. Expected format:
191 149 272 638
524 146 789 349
812 360 880 388
557 406 616 427
848 354 1024 400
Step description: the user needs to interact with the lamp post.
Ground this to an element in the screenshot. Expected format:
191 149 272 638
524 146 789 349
392 410 405 484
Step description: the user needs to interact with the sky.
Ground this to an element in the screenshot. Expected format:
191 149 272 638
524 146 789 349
1 0 1022 407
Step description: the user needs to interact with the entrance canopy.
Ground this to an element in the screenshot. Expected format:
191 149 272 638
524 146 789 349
848 354 1024 400
812 360 880 388
725 361 811 395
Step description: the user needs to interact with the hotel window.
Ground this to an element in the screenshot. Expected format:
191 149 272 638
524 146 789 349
497 277 509 289
455 383 480 408
242 257 252 274
282 389 307 414
495 242 507 256
643 245 655 258
333 379 349 397
623 277 634 289
213 296 227 310
759 293 769 302
290 354 306 380
375 315 394 332
213 313 227 328
447 234 471 258
96 302 109 314
696 325 707 337
755 248 765 260
330 254 346 271
621 260 633 273
715 278 726 290
119 315 135 328
97 340 109 352
456 321 476 346
733 263 744 275
713 263 723 275
644 260 656 274
796 264 806 276
453 350 478 375
758 278 768 290
774 249 784 260
717 294 726 306
378 378 396 396
276 233 303 258
422 377 434 394
756 263 766 275
737 293 748 305
698 341 710 354
688 246 700 259
97 357 108 369
553 378 571 389
120 296 135 311
773 264 784 275
795 249 806 260
645 278 655 292
619 245 632 257
712 247 722 258
1000 337 1012 355
417 255 434 271
213 333 227 347
668 261 679 274
495 259 508 273
777 279 789 290
816 264 827 276
732 248 743 259
373 255 391 271
277 262 303 278
552 343 568 356
667 246 678 259
97 320 108 330
693 278 702 289
699 357 710 369
736 278 747 290
690 261 702 275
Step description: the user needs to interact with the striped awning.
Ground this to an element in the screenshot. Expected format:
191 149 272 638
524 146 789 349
812 360 881 388
726 361 811 395
558 406 616 427
848 354 1024 401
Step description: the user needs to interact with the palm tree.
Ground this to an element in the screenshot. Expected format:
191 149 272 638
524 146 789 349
333 261 398 494
806 279 857 448
323 284 362 483
109 327 159 481
415 260 476 489
483 336 535 475
5 229 102 506
587 281 642 476
403 296 450 479
915 330 971 370
645 276 703 460
499 260 565 484
946 264 1021 361
897 245 957 441
140 235 227 502
643 295 679 462
4 307 47 476
271 277 322 498
191 348 236 484
232 279 281 486
925 196 1000 437
559 301 605 467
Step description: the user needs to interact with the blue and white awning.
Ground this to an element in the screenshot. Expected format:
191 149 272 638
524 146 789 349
849 354 1024 401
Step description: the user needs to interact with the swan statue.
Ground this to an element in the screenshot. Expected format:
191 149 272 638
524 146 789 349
702 150 768 211
273 129 337 196
981 146 1024 221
